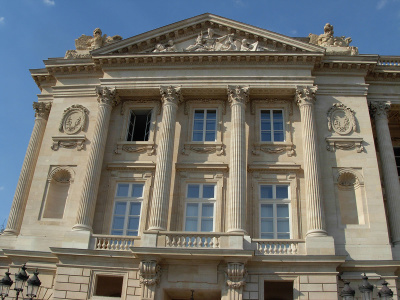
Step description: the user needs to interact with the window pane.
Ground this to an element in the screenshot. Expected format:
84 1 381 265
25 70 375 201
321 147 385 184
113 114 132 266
202 203 214 217
261 121 271 131
277 233 290 239
192 131 203 141
187 185 200 198
185 218 198 231
273 121 284 130
261 132 271 142
128 217 140 230
203 185 215 198
261 220 273 233
186 203 198 217
261 204 273 217
116 184 129 197
207 110 216 118
129 202 141 215
277 220 289 232
112 216 125 230
276 186 289 198
261 233 274 239
126 231 138 236
201 219 213 232
260 186 273 199
261 111 271 120
111 230 123 235
206 120 216 130
193 120 204 130
277 204 289 217
194 110 204 119
131 184 144 198
274 131 284 142
114 202 126 215
273 110 283 119
205 131 216 141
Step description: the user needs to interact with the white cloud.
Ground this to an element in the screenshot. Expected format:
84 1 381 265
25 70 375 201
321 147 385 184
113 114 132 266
234 0 245 6
44 0 55 5
0 186 4 191
290 30 298 35
0 17 4 24
377 0 388 9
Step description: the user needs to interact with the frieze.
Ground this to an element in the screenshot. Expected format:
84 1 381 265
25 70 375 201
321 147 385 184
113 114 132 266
59 105 89 135
325 136 364 153
51 135 86 151
181 143 225 156
327 103 356 135
114 142 156 156
252 144 295 157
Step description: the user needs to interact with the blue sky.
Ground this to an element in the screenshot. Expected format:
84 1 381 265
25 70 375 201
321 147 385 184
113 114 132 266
0 0 399 227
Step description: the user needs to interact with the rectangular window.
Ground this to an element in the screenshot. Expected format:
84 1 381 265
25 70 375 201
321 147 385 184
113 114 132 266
394 147 400 176
185 184 215 232
260 110 285 142
260 184 290 239
264 281 293 300
94 275 123 297
192 109 217 142
111 183 144 236
126 109 152 141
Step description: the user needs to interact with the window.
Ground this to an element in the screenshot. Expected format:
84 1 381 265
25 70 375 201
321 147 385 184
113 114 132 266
185 184 215 232
192 109 217 142
260 184 290 239
111 183 144 236
126 109 152 141
394 147 400 176
264 281 293 300
94 275 123 298
260 110 285 142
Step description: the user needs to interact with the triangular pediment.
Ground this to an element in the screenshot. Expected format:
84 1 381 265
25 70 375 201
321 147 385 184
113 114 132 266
91 13 324 56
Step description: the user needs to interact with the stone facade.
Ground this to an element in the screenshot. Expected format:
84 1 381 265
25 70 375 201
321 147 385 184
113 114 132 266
1 13 400 300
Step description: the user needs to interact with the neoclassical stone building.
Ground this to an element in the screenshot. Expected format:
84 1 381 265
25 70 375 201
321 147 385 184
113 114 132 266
1 13 400 300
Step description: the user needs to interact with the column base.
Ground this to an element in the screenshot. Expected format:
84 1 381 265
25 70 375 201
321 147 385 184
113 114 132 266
306 235 335 255
227 228 247 235
72 223 92 231
2 228 18 236
306 229 328 237
147 226 165 231
62 230 91 249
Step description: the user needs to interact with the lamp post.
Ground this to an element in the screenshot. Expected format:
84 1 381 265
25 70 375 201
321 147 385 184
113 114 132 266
0 265 41 300
190 290 194 300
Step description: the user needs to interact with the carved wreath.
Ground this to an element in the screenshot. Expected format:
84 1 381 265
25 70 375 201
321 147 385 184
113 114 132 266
59 105 89 135
327 103 356 135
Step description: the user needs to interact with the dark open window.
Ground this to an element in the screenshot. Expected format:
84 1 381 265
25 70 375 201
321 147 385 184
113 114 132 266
264 281 293 300
94 275 123 297
126 109 152 141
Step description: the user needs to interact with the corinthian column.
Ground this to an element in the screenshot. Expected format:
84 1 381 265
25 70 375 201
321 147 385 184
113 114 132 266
72 87 119 231
370 101 400 244
148 86 181 231
295 86 327 237
4 102 51 235
227 85 248 233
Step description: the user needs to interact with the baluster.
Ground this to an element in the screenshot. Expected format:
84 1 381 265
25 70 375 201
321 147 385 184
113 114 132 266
166 235 171 247
215 236 220 248
203 237 207 248
193 236 198 247
95 238 100 249
210 237 214 248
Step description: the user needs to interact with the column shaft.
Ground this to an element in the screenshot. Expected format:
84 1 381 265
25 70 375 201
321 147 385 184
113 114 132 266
73 87 118 231
4 102 51 235
371 101 400 244
227 86 248 233
148 86 180 231
296 86 327 236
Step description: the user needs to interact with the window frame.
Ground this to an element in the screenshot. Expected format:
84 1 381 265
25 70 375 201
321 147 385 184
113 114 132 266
260 109 285 142
191 109 218 142
184 183 216 232
126 109 153 142
259 184 291 239
90 270 127 300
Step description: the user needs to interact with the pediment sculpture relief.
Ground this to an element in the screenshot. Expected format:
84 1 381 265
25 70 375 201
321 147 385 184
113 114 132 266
152 28 277 53
327 103 356 135
59 104 89 135
65 28 122 59
309 23 358 56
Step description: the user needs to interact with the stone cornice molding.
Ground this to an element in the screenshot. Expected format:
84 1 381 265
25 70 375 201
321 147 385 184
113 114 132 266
139 260 161 286
160 85 182 105
226 262 247 289
295 86 317 107
95 87 120 107
33 102 51 120
227 85 249 105
369 101 391 120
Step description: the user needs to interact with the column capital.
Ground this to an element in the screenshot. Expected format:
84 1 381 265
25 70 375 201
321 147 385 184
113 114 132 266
33 102 51 120
369 101 391 120
95 86 120 107
160 85 182 105
227 85 249 106
225 262 247 289
139 260 161 287
295 86 317 107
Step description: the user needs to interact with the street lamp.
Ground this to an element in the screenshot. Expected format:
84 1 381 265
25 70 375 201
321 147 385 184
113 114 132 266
0 265 41 300
190 290 194 300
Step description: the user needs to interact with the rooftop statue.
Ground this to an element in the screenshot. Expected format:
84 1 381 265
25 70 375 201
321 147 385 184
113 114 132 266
309 23 358 55
65 28 122 59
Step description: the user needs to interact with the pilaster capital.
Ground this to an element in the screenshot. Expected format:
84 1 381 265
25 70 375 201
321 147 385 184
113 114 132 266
369 101 391 121
295 86 317 107
139 260 161 287
33 102 51 120
95 86 120 107
227 85 249 106
160 85 182 105
225 262 247 289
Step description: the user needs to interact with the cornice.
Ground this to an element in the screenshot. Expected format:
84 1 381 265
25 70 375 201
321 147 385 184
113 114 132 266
43 58 102 75
313 55 378 73
30 68 56 91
